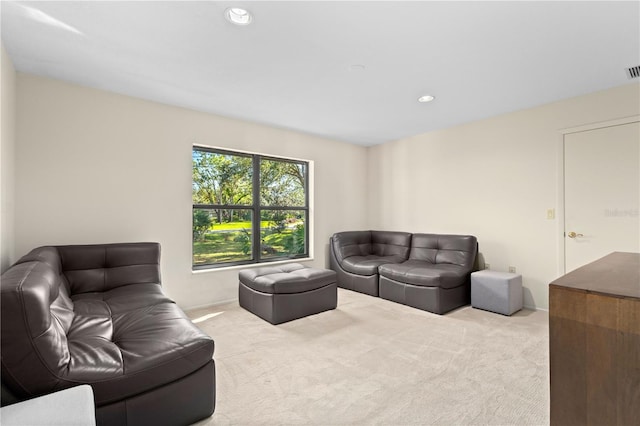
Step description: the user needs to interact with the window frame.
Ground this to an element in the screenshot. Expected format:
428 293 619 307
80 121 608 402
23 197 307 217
192 146 310 270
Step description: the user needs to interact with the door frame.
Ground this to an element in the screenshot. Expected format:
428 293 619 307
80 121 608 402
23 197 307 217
557 115 640 275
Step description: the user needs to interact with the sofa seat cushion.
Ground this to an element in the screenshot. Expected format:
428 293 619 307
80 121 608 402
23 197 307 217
66 287 214 405
71 283 172 314
239 263 335 294
341 255 407 276
378 260 468 289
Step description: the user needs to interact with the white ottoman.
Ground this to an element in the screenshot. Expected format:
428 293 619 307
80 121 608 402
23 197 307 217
471 270 523 315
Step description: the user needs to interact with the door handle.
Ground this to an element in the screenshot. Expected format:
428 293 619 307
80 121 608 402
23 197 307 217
567 231 584 238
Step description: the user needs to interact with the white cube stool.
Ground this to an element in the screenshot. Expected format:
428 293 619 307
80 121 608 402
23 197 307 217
471 270 523 315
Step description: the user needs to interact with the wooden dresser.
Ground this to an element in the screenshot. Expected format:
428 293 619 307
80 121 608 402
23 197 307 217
549 252 640 425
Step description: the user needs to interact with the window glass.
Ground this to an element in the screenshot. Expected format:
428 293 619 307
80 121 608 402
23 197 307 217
192 150 253 206
192 147 309 269
260 159 306 207
260 210 307 259
192 208 253 265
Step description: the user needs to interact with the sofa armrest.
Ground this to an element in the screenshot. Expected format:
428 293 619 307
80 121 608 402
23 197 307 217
0 385 95 426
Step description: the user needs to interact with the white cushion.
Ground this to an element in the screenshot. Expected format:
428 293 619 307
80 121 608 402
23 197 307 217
0 385 95 426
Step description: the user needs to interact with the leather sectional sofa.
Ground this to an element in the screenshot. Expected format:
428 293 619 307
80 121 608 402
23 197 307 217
1 242 215 425
330 231 478 314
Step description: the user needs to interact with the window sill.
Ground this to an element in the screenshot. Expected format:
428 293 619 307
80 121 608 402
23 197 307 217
191 257 315 274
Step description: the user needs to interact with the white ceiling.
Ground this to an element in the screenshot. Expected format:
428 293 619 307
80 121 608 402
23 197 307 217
2 1 639 146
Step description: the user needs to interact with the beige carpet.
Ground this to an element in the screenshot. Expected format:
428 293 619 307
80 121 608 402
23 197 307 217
189 288 549 426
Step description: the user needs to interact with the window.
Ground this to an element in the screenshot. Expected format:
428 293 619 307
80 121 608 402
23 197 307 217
192 146 309 269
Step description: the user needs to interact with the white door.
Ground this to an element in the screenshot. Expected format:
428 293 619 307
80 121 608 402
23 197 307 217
564 121 640 272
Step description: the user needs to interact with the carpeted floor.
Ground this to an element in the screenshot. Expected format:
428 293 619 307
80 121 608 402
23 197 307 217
189 288 549 426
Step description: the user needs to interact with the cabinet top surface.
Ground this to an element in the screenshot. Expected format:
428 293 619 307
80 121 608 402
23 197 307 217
550 252 640 299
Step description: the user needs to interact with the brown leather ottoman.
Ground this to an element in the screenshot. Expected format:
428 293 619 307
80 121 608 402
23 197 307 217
238 263 337 324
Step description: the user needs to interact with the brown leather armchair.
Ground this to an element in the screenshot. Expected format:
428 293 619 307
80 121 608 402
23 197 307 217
1 242 215 425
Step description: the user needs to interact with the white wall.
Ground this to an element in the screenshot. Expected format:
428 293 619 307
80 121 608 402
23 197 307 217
15 74 369 309
14 71 640 311
1 44 17 273
368 82 640 310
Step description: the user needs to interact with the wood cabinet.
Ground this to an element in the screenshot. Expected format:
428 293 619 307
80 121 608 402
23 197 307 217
549 252 640 425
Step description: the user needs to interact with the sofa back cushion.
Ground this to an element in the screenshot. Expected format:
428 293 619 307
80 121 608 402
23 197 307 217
331 231 411 262
331 231 372 262
409 234 478 270
57 243 161 294
370 231 412 258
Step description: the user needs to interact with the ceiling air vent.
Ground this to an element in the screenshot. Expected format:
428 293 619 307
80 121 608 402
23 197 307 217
627 65 640 79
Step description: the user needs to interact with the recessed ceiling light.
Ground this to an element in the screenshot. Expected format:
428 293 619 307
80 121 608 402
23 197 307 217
418 95 435 103
225 7 252 25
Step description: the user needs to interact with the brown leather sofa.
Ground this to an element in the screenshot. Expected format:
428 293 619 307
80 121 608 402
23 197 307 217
330 231 478 314
1 242 215 425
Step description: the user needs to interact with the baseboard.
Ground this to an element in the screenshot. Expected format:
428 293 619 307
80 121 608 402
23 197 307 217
524 304 548 312
184 298 237 312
